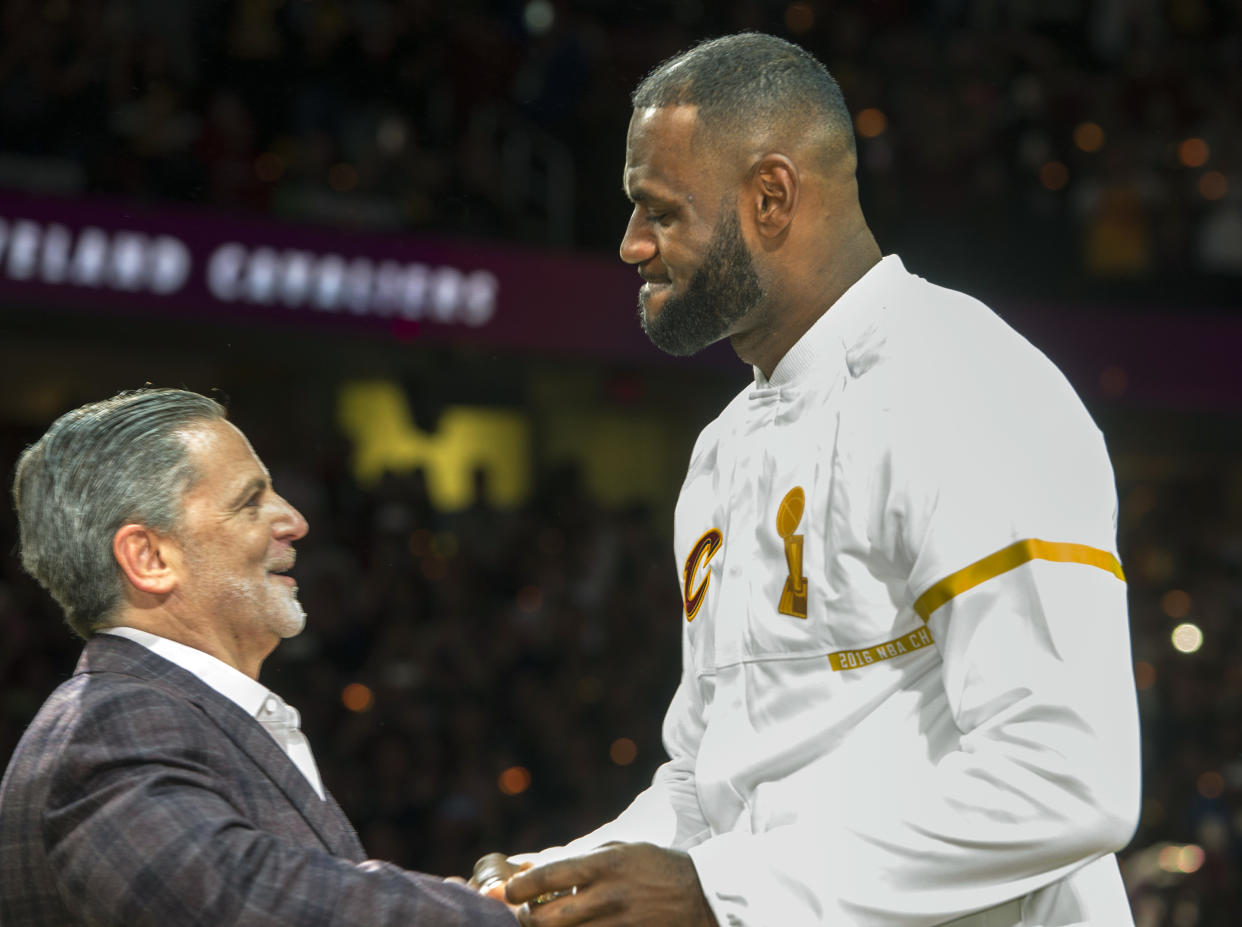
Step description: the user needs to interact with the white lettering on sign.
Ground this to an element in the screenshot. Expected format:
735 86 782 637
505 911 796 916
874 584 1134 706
205 242 497 325
0 216 499 327
0 218 191 294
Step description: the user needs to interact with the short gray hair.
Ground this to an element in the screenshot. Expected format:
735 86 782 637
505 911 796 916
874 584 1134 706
12 388 226 639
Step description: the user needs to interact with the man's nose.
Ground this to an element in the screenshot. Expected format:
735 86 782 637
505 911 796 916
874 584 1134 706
620 209 656 265
272 495 309 541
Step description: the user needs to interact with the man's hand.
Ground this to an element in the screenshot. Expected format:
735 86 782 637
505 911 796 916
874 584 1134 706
504 843 718 927
470 853 529 902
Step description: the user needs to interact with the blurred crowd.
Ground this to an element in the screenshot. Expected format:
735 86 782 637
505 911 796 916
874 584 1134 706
1120 467 1242 926
0 0 1239 289
2 410 1241 926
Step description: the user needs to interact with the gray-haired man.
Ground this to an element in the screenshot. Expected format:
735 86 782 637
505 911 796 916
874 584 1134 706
0 388 514 927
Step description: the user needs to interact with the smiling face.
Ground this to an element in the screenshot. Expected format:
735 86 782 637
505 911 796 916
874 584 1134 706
620 105 766 356
169 419 309 665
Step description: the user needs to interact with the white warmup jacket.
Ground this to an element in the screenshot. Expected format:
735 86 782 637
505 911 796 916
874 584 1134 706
533 255 1141 926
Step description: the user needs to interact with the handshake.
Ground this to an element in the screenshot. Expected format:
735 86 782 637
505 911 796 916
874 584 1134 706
462 843 718 926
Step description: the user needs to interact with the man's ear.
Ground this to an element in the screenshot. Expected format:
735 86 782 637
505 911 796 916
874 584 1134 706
113 524 177 596
747 153 799 240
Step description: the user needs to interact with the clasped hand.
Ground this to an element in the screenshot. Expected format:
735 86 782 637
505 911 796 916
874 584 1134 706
469 842 718 926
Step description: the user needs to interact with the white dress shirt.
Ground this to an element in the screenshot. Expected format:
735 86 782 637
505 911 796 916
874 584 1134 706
100 626 326 800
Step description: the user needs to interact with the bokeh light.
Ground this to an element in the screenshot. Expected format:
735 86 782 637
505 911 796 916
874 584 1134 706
610 737 638 766
341 683 374 713
499 766 532 796
1178 137 1210 168
1197 770 1225 799
1039 160 1069 191
1178 844 1205 874
523 0 555 35
1073 121 1105 152
1161 589 1191 619
1157 843 1204 873
1171 622 1204 654
784 2 815 34
855 108 887 139
1134 661 1156 691
1199 170 1228 200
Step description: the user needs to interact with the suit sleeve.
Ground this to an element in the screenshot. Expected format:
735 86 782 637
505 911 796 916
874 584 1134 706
42 686 513 927
685 371 1142 925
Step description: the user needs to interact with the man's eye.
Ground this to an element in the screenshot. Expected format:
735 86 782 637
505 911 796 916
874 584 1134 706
244 494 262 508
648 211 671 225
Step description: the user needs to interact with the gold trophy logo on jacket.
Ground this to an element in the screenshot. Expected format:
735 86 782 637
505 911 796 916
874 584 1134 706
777 487 808 618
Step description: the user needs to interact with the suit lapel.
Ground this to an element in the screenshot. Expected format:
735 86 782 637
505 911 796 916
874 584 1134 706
190 690 366 859
78 635 366 859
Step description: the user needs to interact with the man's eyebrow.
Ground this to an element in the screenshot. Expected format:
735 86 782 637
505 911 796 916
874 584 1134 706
230 476 269 507
625 187 673 208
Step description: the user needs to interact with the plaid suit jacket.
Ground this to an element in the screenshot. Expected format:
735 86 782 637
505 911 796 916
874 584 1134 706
0 634 512 926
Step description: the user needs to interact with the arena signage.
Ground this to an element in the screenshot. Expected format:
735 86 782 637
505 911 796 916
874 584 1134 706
204 243 497 324
0 190 650 358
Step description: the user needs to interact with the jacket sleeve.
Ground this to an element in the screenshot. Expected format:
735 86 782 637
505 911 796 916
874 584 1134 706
685 372 1142 925
42 687 514 927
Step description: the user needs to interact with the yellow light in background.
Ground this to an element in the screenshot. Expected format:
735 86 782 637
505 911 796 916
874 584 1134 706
498 766 532 795
338 381 531 510
1178 137 1210 168
341 682 374 712
542 410 681 508
1039 161 1069 191
1171 622 1204 654
1156 843 1205 873
1177 844 1205 873
1161 589 1192 619
1197 771 1225 799
1199 170 1228 200
1073 121 1105 152
855 108 888 139
610 737 638 766
785 2 815 34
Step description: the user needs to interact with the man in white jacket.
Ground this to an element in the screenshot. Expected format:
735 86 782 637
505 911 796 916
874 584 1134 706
475 32 1141 927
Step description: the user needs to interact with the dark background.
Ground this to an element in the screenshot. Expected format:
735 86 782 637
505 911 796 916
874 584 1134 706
1 2 1240 925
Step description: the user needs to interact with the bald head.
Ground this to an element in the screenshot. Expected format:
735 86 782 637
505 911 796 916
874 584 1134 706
631 32 857 177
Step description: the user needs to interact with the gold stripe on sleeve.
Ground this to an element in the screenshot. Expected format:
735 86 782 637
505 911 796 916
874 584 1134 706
913 539 1126 622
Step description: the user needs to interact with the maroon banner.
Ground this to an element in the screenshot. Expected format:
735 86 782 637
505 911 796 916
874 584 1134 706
1 190 1240 407
0 189 659 361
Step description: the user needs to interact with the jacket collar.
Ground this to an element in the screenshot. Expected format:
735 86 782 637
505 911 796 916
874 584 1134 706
76 634 363 859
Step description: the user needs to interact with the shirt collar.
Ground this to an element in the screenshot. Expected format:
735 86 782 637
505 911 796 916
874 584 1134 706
99 626 275 719
755 253 908 390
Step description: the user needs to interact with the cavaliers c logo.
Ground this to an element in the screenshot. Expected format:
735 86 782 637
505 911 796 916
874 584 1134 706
683 528 723 622
777 487 808 618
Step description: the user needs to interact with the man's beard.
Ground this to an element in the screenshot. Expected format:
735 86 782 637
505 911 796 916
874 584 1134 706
639 208 765 356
